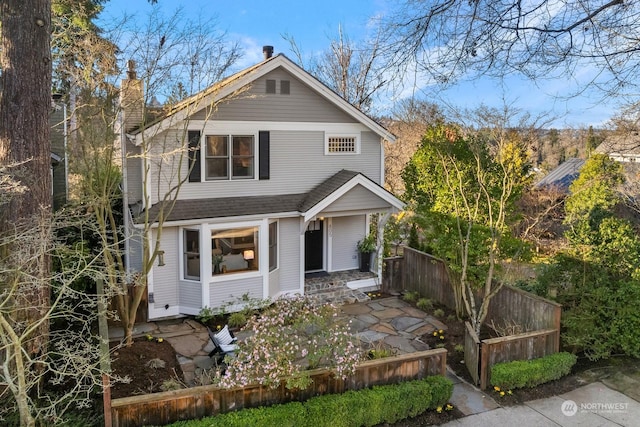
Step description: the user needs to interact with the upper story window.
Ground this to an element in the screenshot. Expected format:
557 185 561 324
325 134 359 155
205 135 254 180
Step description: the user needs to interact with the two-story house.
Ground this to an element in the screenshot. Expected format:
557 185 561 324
121 47 404 320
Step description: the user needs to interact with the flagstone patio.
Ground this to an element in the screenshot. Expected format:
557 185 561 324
109 295 446 386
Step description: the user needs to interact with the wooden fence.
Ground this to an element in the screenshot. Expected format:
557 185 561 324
110 348 447 427
478 327 558 390
484 284 562 351
464 322 481 385
383 247 562 390
384 247 456 310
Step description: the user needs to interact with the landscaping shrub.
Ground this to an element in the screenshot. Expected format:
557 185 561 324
168 376 453 427
227 312 247 328
219 295 361 390
490 352 577 390
416 297 433 311
402 290 419 303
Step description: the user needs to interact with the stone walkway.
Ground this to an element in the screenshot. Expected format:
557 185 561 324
340 296 447 354
305 269 378 305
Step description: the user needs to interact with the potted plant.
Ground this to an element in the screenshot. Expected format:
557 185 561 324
357 234 376 272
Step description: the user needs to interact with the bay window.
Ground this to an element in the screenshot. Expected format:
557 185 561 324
211 226 259 275
183 229 200 280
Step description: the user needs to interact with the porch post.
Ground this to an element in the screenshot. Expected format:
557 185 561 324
376 213 392 280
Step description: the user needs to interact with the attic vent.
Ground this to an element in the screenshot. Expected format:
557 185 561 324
280 80 290 95
266 79 276 94
326 135 359 154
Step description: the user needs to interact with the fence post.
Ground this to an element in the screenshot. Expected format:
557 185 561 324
553 304 562 352
480 341 490 390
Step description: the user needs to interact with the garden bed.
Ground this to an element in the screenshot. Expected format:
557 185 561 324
110 338 184 399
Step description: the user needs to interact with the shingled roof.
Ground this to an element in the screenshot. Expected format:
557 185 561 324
141 169 371 223
534 158 585 193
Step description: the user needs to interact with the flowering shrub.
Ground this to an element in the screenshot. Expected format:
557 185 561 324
219 295 362 390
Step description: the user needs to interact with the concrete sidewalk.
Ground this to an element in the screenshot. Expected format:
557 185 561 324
443 381 640 426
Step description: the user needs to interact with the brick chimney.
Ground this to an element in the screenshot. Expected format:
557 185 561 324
120 60 144 133
263 45 274 60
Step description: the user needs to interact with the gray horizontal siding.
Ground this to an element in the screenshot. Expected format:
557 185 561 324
127 227 144 272
179 281 202 309
331 216 364 271
126 144 143 204
208 276 263 309
192 68 357 124
268 268 280 298
278 217 301 292
159 129 381 204
320 184 391 216
151 227 179 310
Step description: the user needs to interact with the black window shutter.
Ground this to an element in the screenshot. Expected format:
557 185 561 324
188 130 201 182
259 131 270 180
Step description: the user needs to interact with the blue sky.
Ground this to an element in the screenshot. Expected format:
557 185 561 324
100 0 618 128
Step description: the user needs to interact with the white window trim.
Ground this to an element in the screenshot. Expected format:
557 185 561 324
203 132 257 181
181 228 202 282
324 133 360 155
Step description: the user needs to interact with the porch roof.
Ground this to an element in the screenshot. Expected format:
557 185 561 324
140 170 403 224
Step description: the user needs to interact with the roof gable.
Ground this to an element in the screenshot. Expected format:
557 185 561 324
131 54 395 144
188 66 358 124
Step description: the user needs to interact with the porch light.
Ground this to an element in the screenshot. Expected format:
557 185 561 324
157 250 165 266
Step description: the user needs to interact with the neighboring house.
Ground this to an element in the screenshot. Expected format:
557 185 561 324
120 47 405 320
595 132 640 214
595 132 640 163
534 158 585 194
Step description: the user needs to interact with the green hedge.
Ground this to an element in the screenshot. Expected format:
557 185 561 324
490 352 577 390
169 376 453 427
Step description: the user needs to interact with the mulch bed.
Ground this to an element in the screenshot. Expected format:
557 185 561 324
109 338 184 399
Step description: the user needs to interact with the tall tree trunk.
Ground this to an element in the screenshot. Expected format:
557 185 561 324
0 0 53 370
